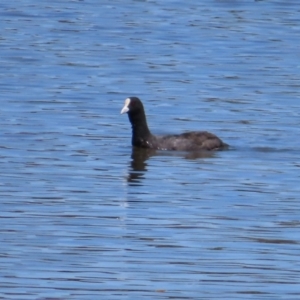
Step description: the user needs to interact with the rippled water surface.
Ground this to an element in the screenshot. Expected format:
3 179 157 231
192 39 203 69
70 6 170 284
1 1 300 299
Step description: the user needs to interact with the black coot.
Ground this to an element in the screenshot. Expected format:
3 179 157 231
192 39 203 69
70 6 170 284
121 97 228 151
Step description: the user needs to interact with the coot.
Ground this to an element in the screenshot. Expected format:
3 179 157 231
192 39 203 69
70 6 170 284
121 97 228 151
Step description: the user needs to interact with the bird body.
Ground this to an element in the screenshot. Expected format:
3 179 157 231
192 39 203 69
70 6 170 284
121 97 228 151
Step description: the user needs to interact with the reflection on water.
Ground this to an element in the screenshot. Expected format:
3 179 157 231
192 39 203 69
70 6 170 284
127 148 155 185
127 147 219 185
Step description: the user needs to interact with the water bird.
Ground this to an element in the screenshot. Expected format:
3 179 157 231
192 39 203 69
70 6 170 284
121 97 228 151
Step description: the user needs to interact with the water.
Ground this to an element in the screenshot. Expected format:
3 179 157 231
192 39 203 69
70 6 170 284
0 1 300 299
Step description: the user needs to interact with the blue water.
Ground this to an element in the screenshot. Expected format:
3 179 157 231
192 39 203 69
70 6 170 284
0 1 300 299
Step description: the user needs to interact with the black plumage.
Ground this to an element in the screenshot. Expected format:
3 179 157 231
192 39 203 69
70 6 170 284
121 97 228 151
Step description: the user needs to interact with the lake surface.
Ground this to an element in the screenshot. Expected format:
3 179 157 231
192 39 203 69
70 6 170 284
0 1 300 299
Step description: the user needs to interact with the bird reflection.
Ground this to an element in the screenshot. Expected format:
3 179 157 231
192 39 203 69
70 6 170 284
127 147 155 185
127 147 217 185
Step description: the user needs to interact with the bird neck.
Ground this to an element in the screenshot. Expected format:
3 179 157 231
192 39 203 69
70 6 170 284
128 112 151 142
